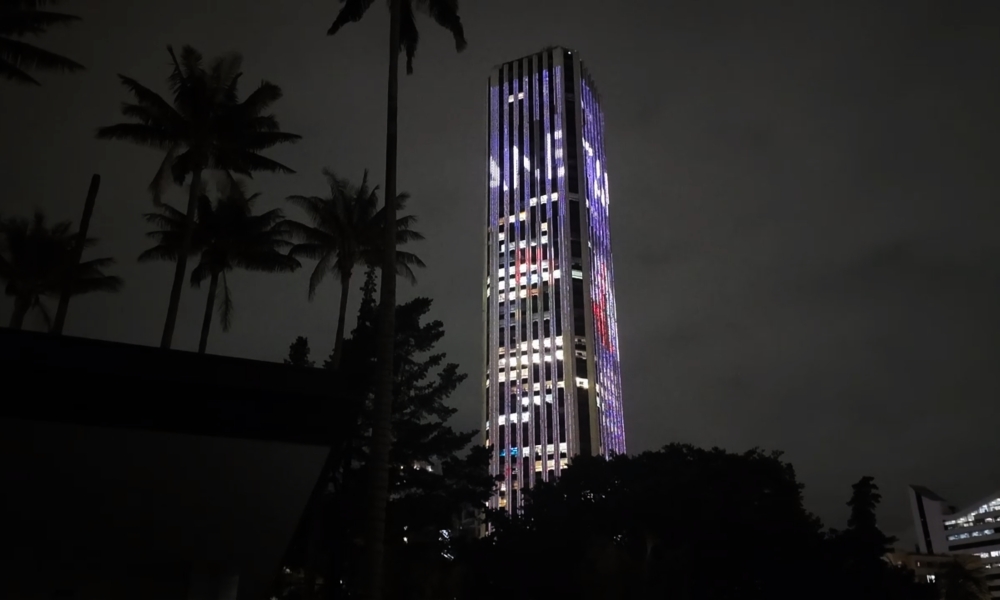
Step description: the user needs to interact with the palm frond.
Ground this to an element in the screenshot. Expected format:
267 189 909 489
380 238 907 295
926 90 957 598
327 0 376 36
230 151 297 175
288 243 331 262
141 203 186 227
77 256 116 271
242 114 280 132
242 131 303 151
208 52 243 103
69 274 123 294
416 0 468 51
0 2 83 85
95 123 177 149
148 144 181 205
1 9 80 37
0 58 38 84
399 0 419 75
283 220 335 246
285 195 326 217
233 251 300 273
395 249 426 283
0 37 83 73
308 251 333 300
102 44 296 203
137 244 177 263
395 226 424 244
240 80 283 115
253 207 286 228
116 75 180 121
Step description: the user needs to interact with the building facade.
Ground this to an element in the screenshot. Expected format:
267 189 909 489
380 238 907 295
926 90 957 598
886 551 985 587
483 47 625 512
909 485 1000 596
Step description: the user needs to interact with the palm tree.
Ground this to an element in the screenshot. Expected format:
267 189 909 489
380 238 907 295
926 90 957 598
97 45 301 349
140 184 300 353
283 168 424 371
0 0 84 85
939 558 990 600
0 211 121 330
326 3 466 597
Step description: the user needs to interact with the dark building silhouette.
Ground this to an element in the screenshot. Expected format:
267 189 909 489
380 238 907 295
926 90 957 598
0 329 340 600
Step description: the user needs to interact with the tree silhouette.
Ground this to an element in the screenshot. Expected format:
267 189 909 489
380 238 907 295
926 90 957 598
140 183 299 353
939 558 990 600
285 335 315 368
0 211 121 330
823 476 916 600
279 269 494 600
97 45 300 349
326 2 467 595
0 0 84 85
283 168 424 371
477 446 823 600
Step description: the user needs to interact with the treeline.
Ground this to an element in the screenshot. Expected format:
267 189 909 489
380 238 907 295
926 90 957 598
275 270 946 600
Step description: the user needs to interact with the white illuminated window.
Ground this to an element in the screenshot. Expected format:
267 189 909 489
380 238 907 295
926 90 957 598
575 377 589 389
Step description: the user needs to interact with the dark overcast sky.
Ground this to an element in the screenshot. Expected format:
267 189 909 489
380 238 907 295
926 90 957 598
3 0 1000 541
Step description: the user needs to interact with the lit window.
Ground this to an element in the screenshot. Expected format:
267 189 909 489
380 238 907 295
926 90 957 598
926 575 936 584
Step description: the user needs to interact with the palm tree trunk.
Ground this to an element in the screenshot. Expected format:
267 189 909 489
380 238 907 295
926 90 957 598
330 271 353 371
53 173 100 335
360 1 400 598
197 272 219 354
160 167 202 349
8 296 30 330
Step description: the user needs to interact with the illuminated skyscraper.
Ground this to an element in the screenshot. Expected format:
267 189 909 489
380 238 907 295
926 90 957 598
484 47 625 512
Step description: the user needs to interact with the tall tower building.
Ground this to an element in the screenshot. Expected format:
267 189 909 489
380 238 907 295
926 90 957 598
484 47 625 512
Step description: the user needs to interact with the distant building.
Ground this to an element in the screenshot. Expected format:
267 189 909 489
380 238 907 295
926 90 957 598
886 551 984 586
483 46 626 512
909 485 1000 596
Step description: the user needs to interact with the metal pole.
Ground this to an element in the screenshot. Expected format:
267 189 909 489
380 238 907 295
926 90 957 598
52 174 100 335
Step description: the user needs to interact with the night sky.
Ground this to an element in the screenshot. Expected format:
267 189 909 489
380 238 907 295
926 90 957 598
3 0 1000 541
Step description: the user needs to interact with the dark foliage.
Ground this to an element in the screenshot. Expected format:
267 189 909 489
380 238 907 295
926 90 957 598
97 46 301 204
140 183 300 352
0 0 84 85
285 336 315 368
450 450 935 600
327 0 467 74
470 445 823 600
938 558 990 600
283 169 424 370
0 210 121 330
824 476 937 600
97 45 300 348
277 269 495 599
